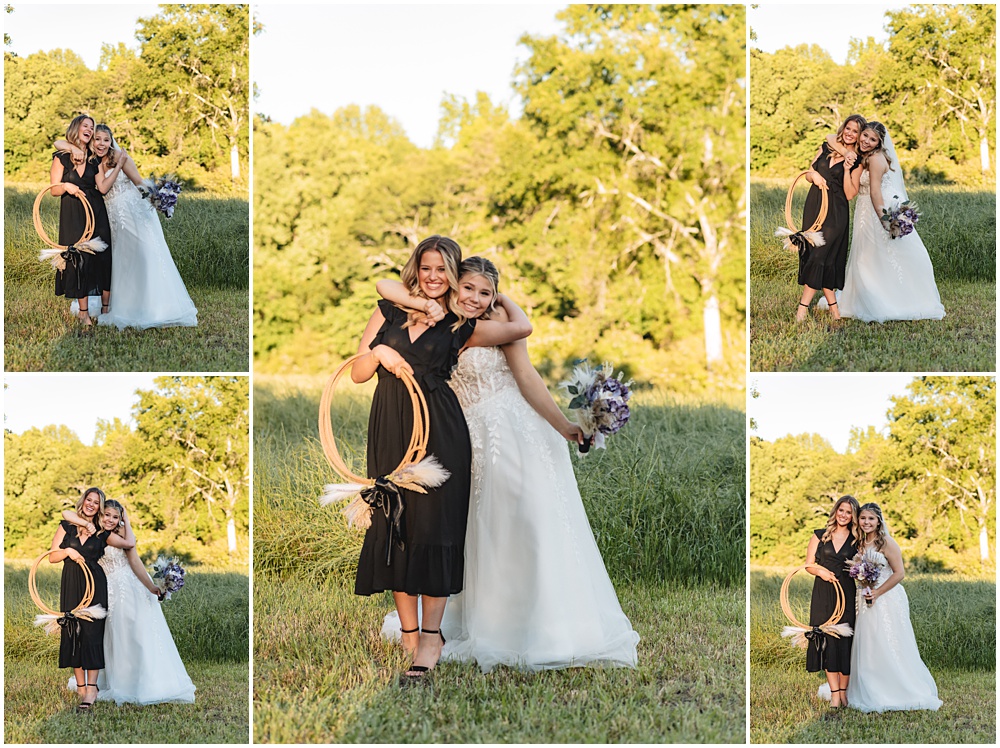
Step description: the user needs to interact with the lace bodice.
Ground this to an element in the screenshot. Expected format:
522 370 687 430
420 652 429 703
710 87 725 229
99 545 131 576
449 347 519 409
858 168 892 197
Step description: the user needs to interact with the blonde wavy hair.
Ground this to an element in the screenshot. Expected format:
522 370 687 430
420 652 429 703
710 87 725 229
399 235 467 332
75 487 106 520
64 115 95 161
820 494 861 546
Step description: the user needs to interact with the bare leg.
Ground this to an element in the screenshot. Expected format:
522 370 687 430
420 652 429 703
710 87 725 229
73 666 85 699
406 595 447 673
125 547 159 595
797 286 816 322
825 670 841 707
393 592 420 656
822 288 840 320
77 297 92 326
839 673 850 706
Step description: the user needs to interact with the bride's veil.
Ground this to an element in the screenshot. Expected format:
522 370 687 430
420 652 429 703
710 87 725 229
880 128 908 207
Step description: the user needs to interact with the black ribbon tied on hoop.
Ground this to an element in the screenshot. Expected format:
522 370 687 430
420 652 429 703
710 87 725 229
360 477 406 566
56 611 82 656
804 625 827 663
59 245 87 292
787 232 811 254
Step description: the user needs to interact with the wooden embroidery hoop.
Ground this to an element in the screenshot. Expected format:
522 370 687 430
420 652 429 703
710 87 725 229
33 184 97 250
29 550 96 618
784 170 829 235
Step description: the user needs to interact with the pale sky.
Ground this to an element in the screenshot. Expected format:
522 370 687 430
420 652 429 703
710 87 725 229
4 4 161 69
749 373 916 453
253 4 564 148
750 3 912 65
4 374 158 445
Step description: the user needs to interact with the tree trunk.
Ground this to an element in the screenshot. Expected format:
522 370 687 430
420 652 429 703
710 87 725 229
230 139 240 182
980 135 991 174
703 294 723 368
227 513 237 554
979 516 989 563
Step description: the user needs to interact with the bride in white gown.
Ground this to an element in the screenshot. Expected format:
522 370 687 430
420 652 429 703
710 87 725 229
819 502 941 712
61 125 198 329
66 500 196 705
378 258 639 672
837 122 946 322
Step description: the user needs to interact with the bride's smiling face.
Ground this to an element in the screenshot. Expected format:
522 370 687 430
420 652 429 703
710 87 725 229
858 129 881 154
101 507 121 532
417 250 449 300
92 130 112 158
859 509 879 535
457 273 496 318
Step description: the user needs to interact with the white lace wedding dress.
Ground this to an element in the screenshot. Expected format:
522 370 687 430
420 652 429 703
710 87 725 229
837 160 946 323
383 347 639 672
75 169 198 329
68 547 196 704
818 549 942 712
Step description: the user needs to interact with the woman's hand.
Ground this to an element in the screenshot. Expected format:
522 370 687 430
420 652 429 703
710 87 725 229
558 421 585 445
85 521 96 534
809 170 828 190
843 150 857 168
422 298 445 325
372 345 413 379
63 183 81 197
70 145 86 164
65 548 83 563
817 567 837 584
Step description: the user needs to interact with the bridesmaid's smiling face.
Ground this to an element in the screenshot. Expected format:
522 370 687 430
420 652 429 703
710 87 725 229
81 491 102 519
834 501 854 527
457 273 496 318
841 120 860 146
418 250 449 300
78 118 95 144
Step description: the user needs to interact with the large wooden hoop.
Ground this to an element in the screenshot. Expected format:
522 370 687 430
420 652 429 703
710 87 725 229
29 550 95 617
784 171 829 234
319 352 431 485
780 564 846 630
33 184 96 250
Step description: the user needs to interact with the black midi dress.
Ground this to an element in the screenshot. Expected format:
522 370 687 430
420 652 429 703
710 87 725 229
53 152 113 298
354 299 476 598
797 142 862 291
806 528 857 674
57 521 109 670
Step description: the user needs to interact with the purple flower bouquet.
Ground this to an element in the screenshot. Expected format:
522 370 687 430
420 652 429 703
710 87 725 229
151 555 186 601
848 555 881 606
138 174 183 219
880 196 920 239
559 360 633 454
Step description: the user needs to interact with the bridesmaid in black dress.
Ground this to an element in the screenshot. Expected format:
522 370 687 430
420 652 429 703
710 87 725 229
47 487 133 711
805 494 860 708
796 114 866 322
351 235 532 678
50 115 113 326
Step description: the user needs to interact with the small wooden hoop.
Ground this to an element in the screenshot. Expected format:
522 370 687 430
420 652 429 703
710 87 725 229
779 563 846 630
33 184 96 250
784 171 829 234
29 550 95 617
319 352 431 485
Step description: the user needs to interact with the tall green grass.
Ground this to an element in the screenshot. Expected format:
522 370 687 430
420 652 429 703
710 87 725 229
4 184 249 372
254 376 746 587
749 566 996 743
4 560 249 742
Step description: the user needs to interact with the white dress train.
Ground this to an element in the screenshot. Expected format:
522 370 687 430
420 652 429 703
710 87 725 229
68 547 196 704
818 549 941 712
74 169 197 329
384 346 639 672
837 169 945 322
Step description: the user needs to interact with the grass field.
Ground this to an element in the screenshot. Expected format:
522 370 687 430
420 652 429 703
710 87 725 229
252 375 746 743
3 560 250 744
4 184 249 372
749 180 996 372
749 566 996 743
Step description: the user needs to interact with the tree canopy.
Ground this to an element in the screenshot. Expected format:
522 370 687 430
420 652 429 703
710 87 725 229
751 377 996 573
751 5 995 186
4 4 249 191
4 376 249 564
253 5 746 393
